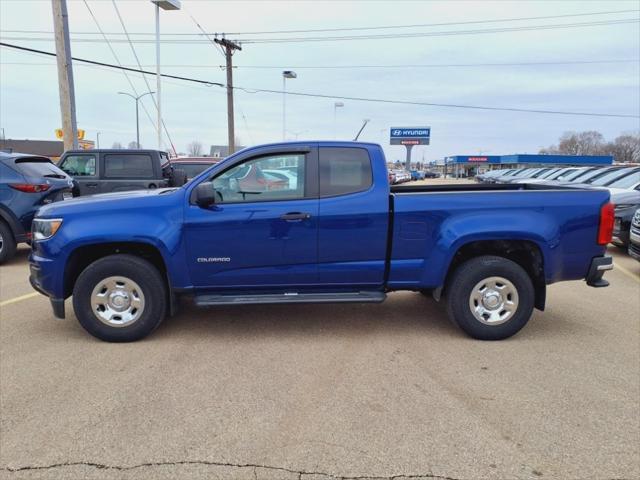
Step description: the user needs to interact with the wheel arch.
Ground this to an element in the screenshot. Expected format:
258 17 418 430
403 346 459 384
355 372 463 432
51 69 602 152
63 242 175 312
440 239 546 311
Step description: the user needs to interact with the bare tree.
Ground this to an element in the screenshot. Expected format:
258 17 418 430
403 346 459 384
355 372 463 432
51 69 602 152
601 132 640 163
127 141 140 149
187 141 203 156
112 141 123 149
540 130 605 155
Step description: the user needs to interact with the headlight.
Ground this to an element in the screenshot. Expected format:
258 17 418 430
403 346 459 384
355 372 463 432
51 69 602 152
32 218 63 241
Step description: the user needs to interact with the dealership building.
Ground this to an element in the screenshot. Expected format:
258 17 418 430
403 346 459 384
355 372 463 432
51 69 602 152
442 154 613 177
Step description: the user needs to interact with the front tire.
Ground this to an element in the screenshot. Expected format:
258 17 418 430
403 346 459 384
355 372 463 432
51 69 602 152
72 254 167 342
445 255 534 340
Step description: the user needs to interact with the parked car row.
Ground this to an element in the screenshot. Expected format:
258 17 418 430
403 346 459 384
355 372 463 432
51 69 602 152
477 165 640 260
388 169 439 184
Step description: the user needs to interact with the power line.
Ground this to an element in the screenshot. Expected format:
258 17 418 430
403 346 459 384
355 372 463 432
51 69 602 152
2 8 637 36
1 41 638 119
234 87 640 119
240 19 640 44
0 41 223 86
5 59 638 69
3 18 638 44
3 17 638 45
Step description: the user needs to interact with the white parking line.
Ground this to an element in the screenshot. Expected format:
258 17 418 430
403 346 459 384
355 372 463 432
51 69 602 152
0 292 40 307
614 262 640 284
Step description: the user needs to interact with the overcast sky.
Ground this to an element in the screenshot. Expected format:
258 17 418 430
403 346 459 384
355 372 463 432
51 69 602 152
0 0 639 161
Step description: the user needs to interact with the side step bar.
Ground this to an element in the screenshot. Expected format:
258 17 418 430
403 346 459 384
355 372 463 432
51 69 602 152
195 291 386 306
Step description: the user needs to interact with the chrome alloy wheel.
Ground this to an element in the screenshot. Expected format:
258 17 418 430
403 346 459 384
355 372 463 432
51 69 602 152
90 276 145 327
0 232 3 253
468 276 519 325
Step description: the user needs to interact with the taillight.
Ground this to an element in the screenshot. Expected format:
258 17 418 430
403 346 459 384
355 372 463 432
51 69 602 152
9 183 51 193
597 202 615 245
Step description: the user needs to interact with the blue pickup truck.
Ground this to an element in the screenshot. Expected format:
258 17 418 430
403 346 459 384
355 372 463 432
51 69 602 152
29 142 614 342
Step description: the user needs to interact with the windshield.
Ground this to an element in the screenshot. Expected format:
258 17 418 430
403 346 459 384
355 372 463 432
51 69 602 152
590 168 640 186
537 168 561 179
547 168 576 180
606 171 640 189
571 167 616 183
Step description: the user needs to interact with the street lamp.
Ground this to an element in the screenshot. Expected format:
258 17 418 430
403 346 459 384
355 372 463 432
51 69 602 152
151 0 181 150
118 91 155 148
333 102 344 138
282 70 297 140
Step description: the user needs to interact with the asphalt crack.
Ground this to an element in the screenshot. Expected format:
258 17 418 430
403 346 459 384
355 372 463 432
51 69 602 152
1 459 461 480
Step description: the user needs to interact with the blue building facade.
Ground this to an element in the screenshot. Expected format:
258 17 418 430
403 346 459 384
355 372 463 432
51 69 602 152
444 154 613 177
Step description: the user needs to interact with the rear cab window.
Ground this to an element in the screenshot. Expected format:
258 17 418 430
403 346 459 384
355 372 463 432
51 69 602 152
319 147 373 197
104 154 154 179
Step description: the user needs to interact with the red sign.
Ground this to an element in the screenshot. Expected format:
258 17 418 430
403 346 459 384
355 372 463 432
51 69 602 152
468 156 488 162
401 140 420 145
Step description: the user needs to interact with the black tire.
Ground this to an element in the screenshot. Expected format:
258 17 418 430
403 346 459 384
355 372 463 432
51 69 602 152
0 221 17 265
72 254 167 342
445 255 534 340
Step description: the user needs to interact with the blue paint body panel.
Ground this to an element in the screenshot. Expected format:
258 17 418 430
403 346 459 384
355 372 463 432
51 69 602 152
29 141 610 306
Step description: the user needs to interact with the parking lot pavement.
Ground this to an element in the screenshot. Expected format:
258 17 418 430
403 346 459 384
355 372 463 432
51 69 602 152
1 248 638 480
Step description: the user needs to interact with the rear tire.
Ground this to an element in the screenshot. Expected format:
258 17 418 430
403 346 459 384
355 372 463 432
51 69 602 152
0 221 16 265
72 254 167 342
445 255 534 340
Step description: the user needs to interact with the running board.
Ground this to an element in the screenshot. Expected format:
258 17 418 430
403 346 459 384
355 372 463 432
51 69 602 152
195 291 386 306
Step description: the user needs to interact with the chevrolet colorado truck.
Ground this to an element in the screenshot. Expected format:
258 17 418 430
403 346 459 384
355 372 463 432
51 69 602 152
29 141 614 342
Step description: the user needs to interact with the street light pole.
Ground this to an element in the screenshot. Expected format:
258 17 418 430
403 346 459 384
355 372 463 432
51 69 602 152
151 1 181 150
282 70 297 141
333 102 344 139
119 91 155 148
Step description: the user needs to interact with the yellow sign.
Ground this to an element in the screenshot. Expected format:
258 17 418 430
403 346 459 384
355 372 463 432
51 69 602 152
55 129 86 140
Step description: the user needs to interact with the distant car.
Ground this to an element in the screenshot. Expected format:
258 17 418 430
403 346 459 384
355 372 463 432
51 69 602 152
629 208 640 261
0 152 74 264
569 167 640 191
171 157 221 180
410 170 425 181
611 191 640 249
57 149 187 196
423 171 439 178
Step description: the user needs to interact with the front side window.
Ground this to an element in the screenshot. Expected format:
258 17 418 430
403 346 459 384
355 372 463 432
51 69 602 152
104 154 154 178
212 153 305 203
59 154 96 176
319 147 372 197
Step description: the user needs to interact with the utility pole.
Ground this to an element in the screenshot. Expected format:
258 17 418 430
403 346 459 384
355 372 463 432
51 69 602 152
51 0 78 151
215 37 242 155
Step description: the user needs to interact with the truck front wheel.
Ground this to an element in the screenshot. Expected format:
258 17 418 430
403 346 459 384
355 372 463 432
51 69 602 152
445 255 534 340
72 254 167 342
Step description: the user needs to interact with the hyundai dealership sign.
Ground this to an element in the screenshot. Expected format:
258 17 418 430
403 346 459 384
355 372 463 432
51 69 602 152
390 127 430 146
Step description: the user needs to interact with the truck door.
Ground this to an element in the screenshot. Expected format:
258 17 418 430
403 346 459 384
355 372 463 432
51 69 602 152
100 152 158 193
317 146 389 286
184 147 319 289
57 153 99 196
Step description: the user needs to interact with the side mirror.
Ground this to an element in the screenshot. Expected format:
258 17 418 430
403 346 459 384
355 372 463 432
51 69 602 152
195 182 216 207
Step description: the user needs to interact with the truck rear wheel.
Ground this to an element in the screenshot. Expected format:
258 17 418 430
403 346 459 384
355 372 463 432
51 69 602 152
445 255 534 340
72 254 167 342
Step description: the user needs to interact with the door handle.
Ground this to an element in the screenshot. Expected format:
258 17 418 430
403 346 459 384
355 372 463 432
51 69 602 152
86 183 98 188
280 212 311 221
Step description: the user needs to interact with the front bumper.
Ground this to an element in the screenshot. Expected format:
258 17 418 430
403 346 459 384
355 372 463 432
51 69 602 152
585 256 613 288
29 260 65 319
